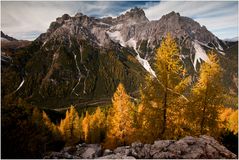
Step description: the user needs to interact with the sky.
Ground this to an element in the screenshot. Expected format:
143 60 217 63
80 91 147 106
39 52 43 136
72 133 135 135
1 1 238 40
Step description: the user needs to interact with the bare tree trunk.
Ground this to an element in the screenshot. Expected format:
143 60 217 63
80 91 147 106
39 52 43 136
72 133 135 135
161 90 167 136
161 73 168 137
200 84 208 134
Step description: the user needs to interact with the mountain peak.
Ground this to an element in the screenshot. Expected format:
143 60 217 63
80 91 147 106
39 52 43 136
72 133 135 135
128 7 145 15
117 7 149 23
61 14 71 20
163 11 180 19
75 12 84 17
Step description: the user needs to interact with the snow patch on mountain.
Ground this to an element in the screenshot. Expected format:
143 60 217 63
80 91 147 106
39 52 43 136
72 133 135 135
14 79 25 92
193 41 209 71
1 55 12 63
196 40 225 55
111 24 123 30
107 30 156 77
197 41 214 50
126 38 156 77
1 37 8 41
71 51 82 96
216 41 223 51
83 65 90 94
136 55 156 77
125 38 137 49
42 39 48 47
107 31 126 47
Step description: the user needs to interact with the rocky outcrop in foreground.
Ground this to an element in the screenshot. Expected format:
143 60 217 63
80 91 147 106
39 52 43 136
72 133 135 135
44 135 237 159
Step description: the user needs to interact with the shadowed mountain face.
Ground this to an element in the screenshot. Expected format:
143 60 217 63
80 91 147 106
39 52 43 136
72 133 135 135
1 31 18 41
1 7 238 108
1 31 31 51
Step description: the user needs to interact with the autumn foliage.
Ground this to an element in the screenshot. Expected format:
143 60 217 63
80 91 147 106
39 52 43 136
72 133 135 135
58 106 82 145
220 108 238 134
104 83 135 148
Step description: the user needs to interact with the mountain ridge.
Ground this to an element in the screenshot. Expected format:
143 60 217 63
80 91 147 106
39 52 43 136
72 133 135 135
1 31 18 41
224 37 238 42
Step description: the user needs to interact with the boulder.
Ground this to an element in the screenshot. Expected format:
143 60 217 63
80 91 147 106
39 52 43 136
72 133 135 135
114 146 131 156
150 140 175 156
103 149 113 156
131 142 147 158
81 148 97 159
142 144 152 158
166 136 237 159
62 146 77 154
199 135 237 159
77 144 102 158
63 152 74 159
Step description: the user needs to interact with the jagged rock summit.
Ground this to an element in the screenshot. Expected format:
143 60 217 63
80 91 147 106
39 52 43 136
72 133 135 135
44 135 237 159
115 7 149 24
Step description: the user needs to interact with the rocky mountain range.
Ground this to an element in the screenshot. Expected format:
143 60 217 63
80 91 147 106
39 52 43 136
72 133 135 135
1 7 238 109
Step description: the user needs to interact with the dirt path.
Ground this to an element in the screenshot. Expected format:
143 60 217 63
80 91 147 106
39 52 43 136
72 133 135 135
52 88 143 112
53 98 111 111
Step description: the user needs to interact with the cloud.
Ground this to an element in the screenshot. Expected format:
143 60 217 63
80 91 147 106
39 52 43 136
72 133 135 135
144 1 238 39
2 2 76 40
1 1 238 40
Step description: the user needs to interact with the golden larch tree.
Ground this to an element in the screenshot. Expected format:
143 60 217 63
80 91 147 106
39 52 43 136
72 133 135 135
42 111 62 140
137 76 163 143
90 107 106 143
59 105 81 145
139 33 189 141
82 111 91 143
42 111 54 130
105 83 135 149
220 108 238 134
186 52 223 136
155 33 186 137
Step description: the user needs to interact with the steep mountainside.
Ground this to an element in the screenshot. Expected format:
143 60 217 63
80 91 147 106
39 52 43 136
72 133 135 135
1 31 18 41
1 8 238 108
